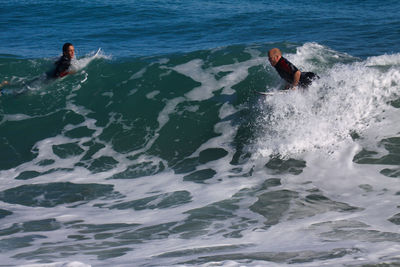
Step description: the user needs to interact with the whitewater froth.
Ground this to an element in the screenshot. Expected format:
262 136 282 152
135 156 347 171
256 44 400 159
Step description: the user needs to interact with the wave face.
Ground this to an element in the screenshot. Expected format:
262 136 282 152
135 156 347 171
1 43 400 266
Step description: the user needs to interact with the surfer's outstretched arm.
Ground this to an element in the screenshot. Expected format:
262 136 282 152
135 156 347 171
292 70 301 88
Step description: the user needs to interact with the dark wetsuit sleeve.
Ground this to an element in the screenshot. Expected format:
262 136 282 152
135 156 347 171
273 57 298 84
53 56 71 78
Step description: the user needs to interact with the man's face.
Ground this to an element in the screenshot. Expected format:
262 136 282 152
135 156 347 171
65 45 75 59
268 53 280 66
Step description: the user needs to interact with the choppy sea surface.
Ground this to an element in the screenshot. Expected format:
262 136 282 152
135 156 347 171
1 1 400 266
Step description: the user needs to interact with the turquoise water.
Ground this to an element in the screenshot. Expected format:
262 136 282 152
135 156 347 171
1 1 400 267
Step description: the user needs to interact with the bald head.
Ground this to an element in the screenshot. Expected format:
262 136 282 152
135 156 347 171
268 48 282 66
268 48 281 57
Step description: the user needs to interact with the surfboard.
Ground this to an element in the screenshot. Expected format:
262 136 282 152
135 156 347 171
93 48 101 57
256 90 290 96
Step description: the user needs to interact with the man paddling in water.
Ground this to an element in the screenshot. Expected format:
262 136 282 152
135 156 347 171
268 48 317 90
47 42 75 78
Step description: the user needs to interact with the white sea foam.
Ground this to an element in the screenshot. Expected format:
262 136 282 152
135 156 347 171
256 44 400 159
172 55 261 101
69 48 109 72
18 262 91 267
1 113 32 122
146 90 160 99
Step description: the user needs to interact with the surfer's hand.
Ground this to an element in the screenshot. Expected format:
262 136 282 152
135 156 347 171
0 81 9 87
285 84 297 90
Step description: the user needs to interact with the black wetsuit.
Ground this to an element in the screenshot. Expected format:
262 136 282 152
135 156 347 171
273 57 317 88
47 55 71 78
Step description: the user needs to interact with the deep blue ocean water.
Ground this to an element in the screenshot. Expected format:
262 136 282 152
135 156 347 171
1 0 400 58
1 1 400 266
